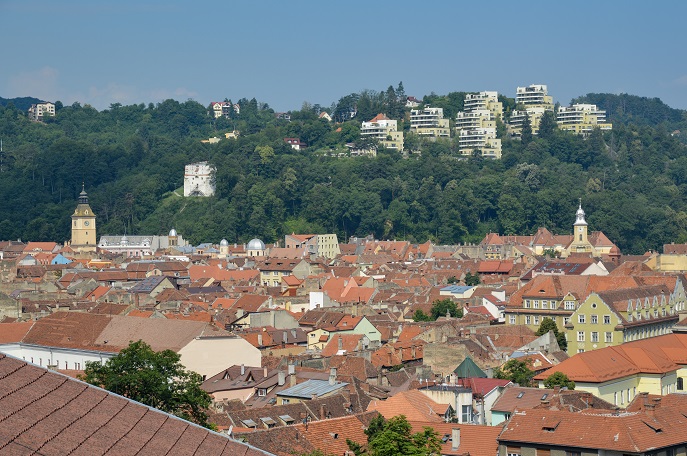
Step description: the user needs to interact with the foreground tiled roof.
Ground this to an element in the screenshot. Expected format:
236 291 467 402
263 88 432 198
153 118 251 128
0 353 273 455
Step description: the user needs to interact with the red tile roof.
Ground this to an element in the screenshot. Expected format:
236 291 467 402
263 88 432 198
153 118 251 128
0 353 272 455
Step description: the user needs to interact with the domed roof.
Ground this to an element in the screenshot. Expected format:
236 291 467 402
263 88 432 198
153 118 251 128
220 239 229 246
247 238 266 251
574 202 587 226
169 228 177 237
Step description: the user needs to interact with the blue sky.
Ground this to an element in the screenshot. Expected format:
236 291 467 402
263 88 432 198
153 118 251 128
3 1 687 112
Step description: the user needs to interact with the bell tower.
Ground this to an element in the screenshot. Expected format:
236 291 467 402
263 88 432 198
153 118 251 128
569 199 592 254
71 185 97 252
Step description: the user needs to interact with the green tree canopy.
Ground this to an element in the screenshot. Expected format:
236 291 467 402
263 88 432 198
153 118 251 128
349 415 442 456
430 298 463 320
81 340 213 428
543 371 576 390
535 317 568 351
493 358 535 387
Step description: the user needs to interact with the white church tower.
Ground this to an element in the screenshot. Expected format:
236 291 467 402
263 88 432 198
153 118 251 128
184 161 216 197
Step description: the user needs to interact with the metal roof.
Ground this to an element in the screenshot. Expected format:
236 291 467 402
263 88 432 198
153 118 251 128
276 379 348 399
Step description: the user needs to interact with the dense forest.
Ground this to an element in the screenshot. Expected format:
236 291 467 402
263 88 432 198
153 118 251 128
1 88 687 255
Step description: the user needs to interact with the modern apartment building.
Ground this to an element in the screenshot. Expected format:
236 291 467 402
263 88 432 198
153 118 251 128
410 106 450 139
455 109 496 131
515 84 554 109
360 113 404 150
463 91 503 119
557 103 612 136
458 128 502 159
27 102 55 121
508 107 549 137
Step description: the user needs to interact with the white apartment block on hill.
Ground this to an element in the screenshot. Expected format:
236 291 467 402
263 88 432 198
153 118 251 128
515 84 554 110
458 127 502 159
557 103 612 136
28 102 55 121
361 113 404 150
508 107 549 138
410 106 450 139
463 91 503 119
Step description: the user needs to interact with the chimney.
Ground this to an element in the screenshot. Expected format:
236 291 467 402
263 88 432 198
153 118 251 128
338 336 343 350
320 404 326 420
241 364 245 375
329 367 337 385
653 397 661 409
289 366 297 387
645 403 655 416
451 428 460 451
283 331 288 344
278 371 285 386
263 367 268 378
257 334 263 346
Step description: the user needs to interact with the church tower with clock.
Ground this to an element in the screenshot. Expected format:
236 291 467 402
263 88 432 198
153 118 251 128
71 185 97 252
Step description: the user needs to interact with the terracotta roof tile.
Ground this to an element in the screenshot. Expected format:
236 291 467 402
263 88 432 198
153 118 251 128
0 353 273 455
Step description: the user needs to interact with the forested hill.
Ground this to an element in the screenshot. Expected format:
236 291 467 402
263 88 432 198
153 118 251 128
572 93 687 129
0 90 686 255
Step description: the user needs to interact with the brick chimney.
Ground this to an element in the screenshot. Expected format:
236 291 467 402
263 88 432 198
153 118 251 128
278 371 285 386
329 367 337 385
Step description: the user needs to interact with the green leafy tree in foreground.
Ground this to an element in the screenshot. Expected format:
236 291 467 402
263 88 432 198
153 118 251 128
348 415 441 456
81 340 213 428
464 271 480 286
430 298 463 320
535 317 568 351
493 358 535 387
543 371 576 390
413 309 434 322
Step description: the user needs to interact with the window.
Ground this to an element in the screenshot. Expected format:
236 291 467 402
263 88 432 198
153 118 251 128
603 315 611 324
577 331 585 342
591 332 599 342
591 315 598 324
541 300 548 309
524 300 531 308
461 405 472 423
507 447 521 456
678 377 684 391
564 317 570 325
534 316 540 325
578 314 586 324
533 300 539 309
258 389 266 397
605 332 613 343
565 301 575 310
281 399 290 405
526 316 531 325
509 315 516 324
550 300 557 308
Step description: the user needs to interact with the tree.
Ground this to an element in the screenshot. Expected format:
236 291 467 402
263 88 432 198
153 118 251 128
464 271 480 286
360 415 442 456
520 112 533 145
81 340 213 428
493 358 535 387
538 110 557 139
535 317 568 351
543 371 575 390
413 309 433 322
430 298 463 320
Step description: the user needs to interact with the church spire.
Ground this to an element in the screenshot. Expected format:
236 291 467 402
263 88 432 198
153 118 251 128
574 199 587 226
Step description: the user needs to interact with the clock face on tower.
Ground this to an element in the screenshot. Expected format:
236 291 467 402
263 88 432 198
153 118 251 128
578 227 582 232
84 221 90 226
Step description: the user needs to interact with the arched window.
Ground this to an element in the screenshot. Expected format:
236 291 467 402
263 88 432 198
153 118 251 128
678 377 684 391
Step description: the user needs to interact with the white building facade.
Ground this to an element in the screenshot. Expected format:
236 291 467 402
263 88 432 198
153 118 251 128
184 161 216 197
